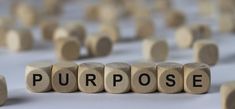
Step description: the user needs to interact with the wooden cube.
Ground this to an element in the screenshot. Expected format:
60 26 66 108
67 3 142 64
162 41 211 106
43 0 63 16
16 3 39 27
136 18 155 39
40 19 59 41
157 62 183 93
78 63 104 93
100 22 120 43
155 0 172 12
184 63 211 94
131 63 157 93
99 4 119 23
165 10 185 28
198 0 214 16
6 28 34 52
52 62 78 93
219 14 235 32
54 37 80 61
0 75 7 106
85 4 100 21
25 61 53 92
105 62 131 93
54 22 86 44
193 40 219 66
0 17 13 46
142 38 168 62
220 81 235 109
85 33 113 57
175 24 211 48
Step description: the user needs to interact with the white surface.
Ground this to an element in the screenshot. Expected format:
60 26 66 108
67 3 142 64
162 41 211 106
0 0 235 109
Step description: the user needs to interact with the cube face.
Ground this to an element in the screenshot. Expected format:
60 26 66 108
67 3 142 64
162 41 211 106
131 69 157 93
78 63 104 93
184 63 211 94
184 70 210 94
136 18 155 39
52 68 77 93
26 69 51 93
220 81 235 109
194 40 219 66
158 69 183 93
105 63 131 94
0 75 7 106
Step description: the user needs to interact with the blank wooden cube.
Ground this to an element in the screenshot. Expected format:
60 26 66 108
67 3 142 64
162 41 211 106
0 75 7 106
219 14 235 32
105 62 131 94
165 10 185 28
198 0 214 16
132 6 151 20
6 28 34 52
16 3 39 27
184 63 211 94
220 81 235 109
85 33 113 57
142 38 169 62
40 19 59 41
54 22 86 44
131 63 157 93
0 17 13 46
99 4 119 23
155 0 172 12
78 63 104 93
85 4 100 21
175 24 211 48
25 61 53 93
54 37 80 61
100 22 120 43
43 0 63 16
52 62 78 93
193 40 219 66
136 18 155 39
157 62 183 93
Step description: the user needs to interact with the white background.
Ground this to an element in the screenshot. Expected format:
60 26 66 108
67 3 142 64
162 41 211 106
0 0 235 109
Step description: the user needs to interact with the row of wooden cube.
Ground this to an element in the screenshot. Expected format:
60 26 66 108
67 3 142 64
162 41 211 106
26 61 211 94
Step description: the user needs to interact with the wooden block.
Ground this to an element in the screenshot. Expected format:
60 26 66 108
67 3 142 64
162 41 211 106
175 24 211 48
6 28 34 52
99 4 120 23
142 38 168 62
0 17 13 46
219 14 235 32
54 37 80 61
132 6 151 20
85 4 100 21
25 61 53 92
54 22 86 44
193 40 219 66
184 63 211 94
165 10 185 28
136 18 155 39
131 63 157 93
52 62 78 93
16 3 39 27
198 0 214 16
157 62 183 93
43 0 63 16
0 75 7 106
78 63 104 93
104 62 131 93
155 0 172 12
40 19 59 41
85 33 113 57
100 22 120 43
220 81 235 109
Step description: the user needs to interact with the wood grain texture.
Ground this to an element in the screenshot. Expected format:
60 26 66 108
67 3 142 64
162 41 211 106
78 62 104 93
157 62 183 93
105 62 131 93
25 61 53 93
52 62 78 93
184 63 211 94
131 63 157 93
